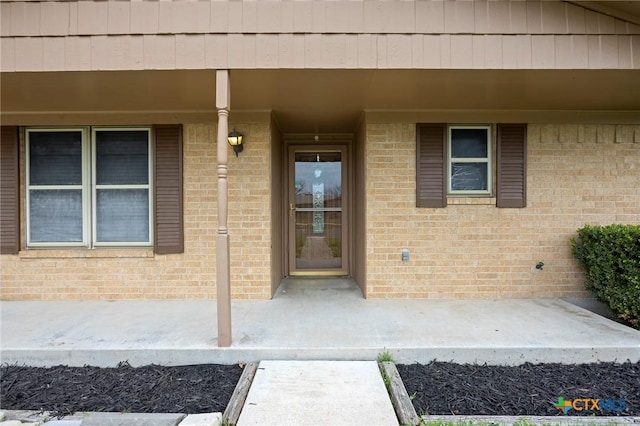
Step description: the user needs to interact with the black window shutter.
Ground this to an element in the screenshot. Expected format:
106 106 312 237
416 123 447 208
154 124 184 254
1 126 20 254
497 124 527 208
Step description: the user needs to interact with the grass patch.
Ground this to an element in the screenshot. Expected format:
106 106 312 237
377 350 394 363
419 419 597 426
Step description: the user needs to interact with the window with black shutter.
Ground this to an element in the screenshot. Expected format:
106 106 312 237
416 123 527 208
20 124 185 251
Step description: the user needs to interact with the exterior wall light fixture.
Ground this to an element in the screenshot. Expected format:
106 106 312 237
227 128 244 157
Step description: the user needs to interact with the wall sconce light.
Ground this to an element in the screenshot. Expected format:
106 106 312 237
227 128 244 157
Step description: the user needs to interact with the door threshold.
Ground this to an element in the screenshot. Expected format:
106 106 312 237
288 271 349 277
275 276 362 298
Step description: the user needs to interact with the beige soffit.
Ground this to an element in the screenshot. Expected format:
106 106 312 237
2 69 640 132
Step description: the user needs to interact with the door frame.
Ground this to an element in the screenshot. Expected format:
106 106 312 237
284 137 352 277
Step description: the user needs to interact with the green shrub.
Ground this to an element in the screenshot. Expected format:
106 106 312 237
571 224 640 329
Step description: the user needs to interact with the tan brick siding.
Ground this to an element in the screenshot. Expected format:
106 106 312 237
228 123 272 300
365 123 640 299
2 121 639 300
0 122 272 300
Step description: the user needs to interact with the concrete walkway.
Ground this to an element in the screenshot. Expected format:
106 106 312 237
2 278 640 367
236 361 397 426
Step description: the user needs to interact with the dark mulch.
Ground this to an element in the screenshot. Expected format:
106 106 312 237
0 362 243 417
398 361 640 417
3 361 639 418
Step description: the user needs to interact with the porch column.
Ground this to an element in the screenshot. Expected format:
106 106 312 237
216 70 232 347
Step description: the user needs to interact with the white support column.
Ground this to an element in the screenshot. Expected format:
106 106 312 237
216 70 232 347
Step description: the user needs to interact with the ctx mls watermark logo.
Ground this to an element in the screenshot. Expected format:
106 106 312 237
554 397 627 414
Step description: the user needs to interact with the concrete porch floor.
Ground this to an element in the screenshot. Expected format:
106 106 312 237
1 278 639 367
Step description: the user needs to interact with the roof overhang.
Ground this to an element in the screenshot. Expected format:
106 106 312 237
2 69 639 132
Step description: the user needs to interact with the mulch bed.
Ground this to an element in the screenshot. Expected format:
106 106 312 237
397 361 640 417
0 362 243 417
3 361 639 418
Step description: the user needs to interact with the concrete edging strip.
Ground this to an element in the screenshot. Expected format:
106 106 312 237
178 413 223 426
222 362 258 425
0 411 224 426
79 412 186 425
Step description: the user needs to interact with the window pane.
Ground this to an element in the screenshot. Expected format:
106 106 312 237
29 190 83 242
29 131 82 185
451 163 488 191
451 128 488 158
294 153 342 209
96 189 149 242
96 130 149 185
295 210 342 270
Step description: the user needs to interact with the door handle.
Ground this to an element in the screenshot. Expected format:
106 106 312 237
290 203 296 217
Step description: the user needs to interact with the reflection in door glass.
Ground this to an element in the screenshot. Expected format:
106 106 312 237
295 212 342 269
294 152 342 270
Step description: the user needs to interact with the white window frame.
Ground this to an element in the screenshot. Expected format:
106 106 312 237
26 126 153 248
447 125 492 196
26 127 91 247
92 127 154 247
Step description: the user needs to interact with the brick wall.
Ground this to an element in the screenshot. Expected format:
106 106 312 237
0 122 272 300
3 121 638 300
365 123 640 299
228 123 272 300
